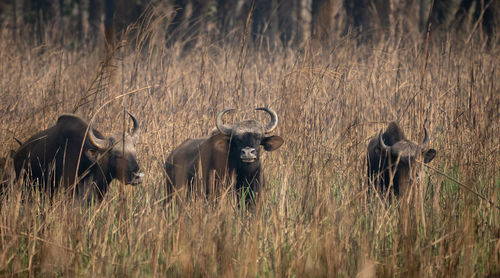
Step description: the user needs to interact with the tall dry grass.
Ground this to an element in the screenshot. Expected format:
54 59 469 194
0 12 499 277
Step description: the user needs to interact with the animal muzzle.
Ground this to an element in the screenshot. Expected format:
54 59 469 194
129 172 144 186
240 147 257 163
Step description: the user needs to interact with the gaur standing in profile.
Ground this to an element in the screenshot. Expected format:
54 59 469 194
12 112 144 201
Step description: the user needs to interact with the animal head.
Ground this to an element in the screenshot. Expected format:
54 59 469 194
86 111 144 186
214 108 284 170
377 125 437 169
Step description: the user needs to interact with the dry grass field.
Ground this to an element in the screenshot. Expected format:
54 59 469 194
0 16 499 276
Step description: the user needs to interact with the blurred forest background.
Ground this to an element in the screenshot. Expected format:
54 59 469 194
0 0 498 51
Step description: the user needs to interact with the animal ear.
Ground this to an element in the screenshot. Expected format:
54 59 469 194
85 148 100 162
261 136 284 151
423 149 436 163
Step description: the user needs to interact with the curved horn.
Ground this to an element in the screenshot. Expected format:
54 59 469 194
378 129 390 152
216 108 235 135
88 117 108 150
421 127 429 149
127 111 139 138
14 137 23 146
256 107 278 133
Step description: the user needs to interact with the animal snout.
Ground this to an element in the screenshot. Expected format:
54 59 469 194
240 147 257 162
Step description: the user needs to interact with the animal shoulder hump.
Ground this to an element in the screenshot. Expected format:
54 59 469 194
384 121 406 144
57 114 88 127
56 114 90 138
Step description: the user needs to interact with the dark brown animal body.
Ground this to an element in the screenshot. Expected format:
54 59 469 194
165 108 284 204
0 157 6 178
13 113 143 200
0 157 8 187
366 122 436 196
0 144 20 195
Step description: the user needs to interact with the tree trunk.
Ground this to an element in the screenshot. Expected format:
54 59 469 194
252 0 278 50
343 0 371 35
105 0 115 50
182 0 209 50
311 0 335 44
166 0 187 47
88 0 102 41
